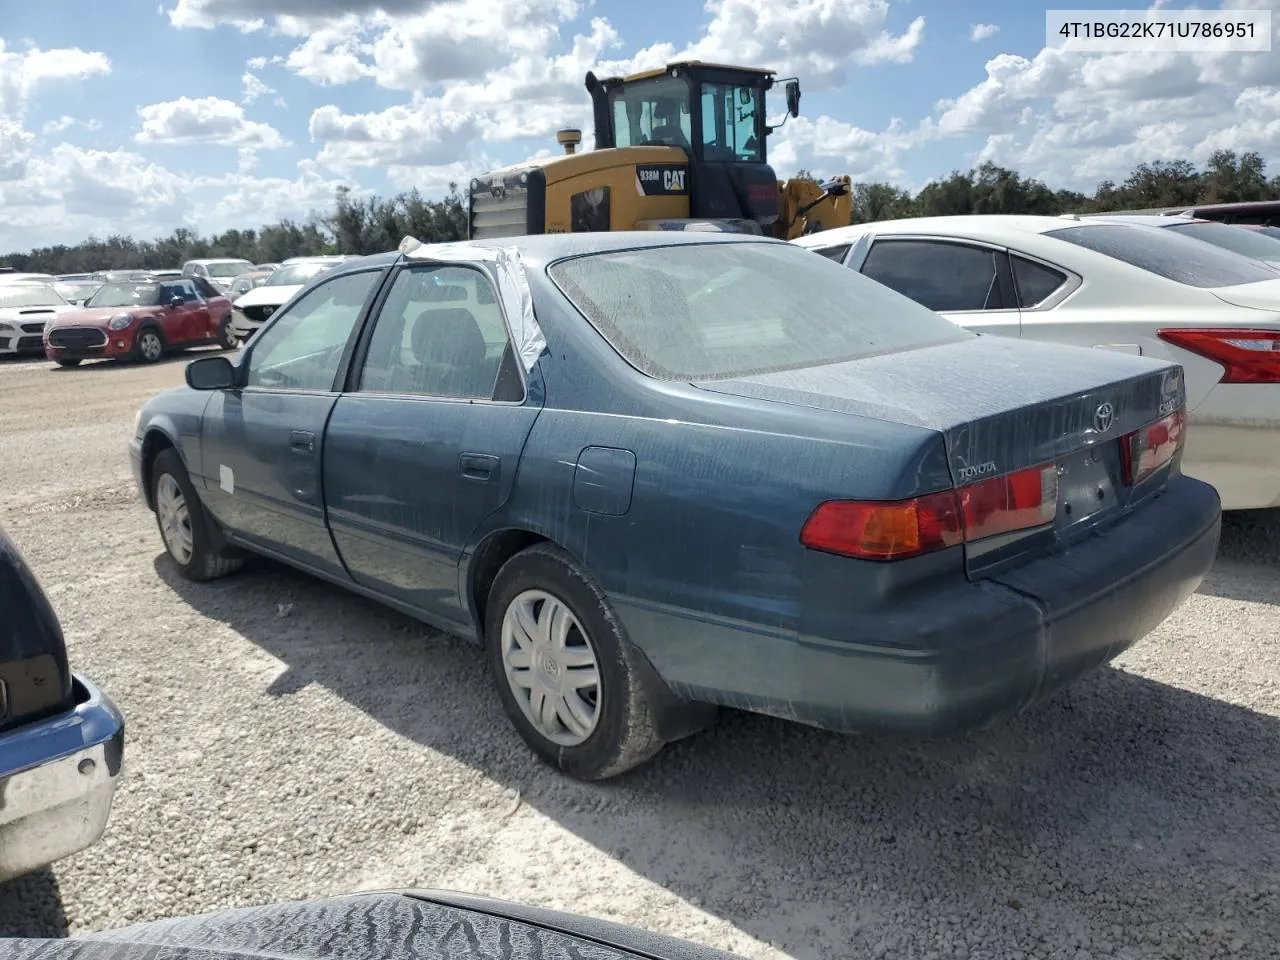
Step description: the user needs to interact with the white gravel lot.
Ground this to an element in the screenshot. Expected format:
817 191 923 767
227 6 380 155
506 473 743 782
0 352 1277 960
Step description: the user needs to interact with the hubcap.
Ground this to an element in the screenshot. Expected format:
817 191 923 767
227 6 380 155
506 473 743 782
156 473 193 565
140 332 162 361
501 589 601 747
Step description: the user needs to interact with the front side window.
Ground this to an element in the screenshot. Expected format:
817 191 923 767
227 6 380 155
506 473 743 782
358 265 513 400
548 240 970 381
699 82 763 162
609 76 692 151
1045 223 1280 288
860 239 1005 312
246 270 379 391
811 243 851 263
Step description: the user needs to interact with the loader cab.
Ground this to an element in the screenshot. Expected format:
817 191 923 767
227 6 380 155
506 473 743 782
586 61 796 227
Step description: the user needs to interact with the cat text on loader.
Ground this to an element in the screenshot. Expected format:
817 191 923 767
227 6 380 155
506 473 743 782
467 60 851 240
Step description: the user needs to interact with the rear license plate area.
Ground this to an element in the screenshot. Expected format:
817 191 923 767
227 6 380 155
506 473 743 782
1055 445 1120 531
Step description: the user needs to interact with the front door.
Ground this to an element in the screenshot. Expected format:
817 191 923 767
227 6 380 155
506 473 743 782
171 279 210 344
855 236 1023 338
200 267 383 579
323 263 541 627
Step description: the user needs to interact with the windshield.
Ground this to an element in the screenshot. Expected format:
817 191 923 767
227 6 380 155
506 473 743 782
267 263 331 286
206 260 254 278
53 281 101 301
547 240 971 380
699 81 763 162
0 283 67 308
88 281 164 308
1045 223 1280 288
609 76 692 151
1165 221 1280 262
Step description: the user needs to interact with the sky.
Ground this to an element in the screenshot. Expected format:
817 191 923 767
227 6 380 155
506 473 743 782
1 0 1279 251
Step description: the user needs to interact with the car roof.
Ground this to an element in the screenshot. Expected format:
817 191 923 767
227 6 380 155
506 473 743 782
790 214 1207 249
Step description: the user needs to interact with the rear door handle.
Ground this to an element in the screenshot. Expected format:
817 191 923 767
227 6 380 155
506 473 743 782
290 430 315 452
460 453 499 482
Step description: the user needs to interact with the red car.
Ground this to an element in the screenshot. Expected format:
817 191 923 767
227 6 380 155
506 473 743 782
44 277 236 367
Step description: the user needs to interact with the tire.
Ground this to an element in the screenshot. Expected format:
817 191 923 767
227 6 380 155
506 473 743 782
55 359 81 368
150 447 244 582
485 543 664 780
216 315 237 350
133 327 165 364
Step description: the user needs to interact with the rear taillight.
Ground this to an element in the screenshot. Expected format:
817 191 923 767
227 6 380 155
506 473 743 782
801 462 1058 561
1120 408 1185 486
1157 328 1280 383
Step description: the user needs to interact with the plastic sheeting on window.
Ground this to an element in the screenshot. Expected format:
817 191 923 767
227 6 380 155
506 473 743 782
397 236 547 373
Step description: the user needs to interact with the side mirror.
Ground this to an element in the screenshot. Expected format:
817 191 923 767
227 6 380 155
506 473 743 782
186 355 237 391
169 295 185 308
785 80 801 119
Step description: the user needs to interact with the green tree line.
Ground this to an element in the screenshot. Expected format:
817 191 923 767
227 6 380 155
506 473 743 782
3 150 1276 274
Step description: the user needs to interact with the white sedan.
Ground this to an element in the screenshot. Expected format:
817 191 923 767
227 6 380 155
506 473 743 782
230 256 348 342
0 281 76 357
794 215 1280 511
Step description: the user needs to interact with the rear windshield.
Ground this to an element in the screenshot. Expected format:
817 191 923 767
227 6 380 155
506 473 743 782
1045 223 1280 288
1165 220 1280 261
547 241 971 380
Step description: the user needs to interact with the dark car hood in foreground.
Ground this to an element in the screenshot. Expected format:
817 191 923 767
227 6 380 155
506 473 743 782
0 525 72 732
695 334 1183 482
1 891 746 960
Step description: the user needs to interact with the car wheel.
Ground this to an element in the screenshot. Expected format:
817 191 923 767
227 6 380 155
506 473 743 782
54 359 81 368
217 315 237 350
134 327 165 364
486 543 664 780
150 447 244 582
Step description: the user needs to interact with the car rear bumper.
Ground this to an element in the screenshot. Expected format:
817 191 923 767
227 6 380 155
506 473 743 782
0 675 125 882
1181 385 1280 510
632 475 1221 737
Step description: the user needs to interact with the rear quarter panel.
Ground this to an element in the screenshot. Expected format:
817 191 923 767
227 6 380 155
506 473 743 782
475 281 953 683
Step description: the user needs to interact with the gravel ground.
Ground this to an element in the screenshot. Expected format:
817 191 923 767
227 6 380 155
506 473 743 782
0 353 1277 960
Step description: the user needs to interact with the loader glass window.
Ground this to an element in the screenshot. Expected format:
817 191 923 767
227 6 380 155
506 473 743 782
609 77 692 151
700 83 763 162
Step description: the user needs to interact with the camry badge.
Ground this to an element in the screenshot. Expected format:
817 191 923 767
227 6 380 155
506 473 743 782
1094 402 1115 433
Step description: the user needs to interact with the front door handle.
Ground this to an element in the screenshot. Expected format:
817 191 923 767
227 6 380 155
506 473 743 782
289 430 315 453
460 453 499 482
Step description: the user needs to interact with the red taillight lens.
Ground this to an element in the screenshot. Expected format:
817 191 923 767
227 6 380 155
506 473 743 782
958 463 1058 541
1157 328 1280 383
801 463 1058 561
1121 409 1185 486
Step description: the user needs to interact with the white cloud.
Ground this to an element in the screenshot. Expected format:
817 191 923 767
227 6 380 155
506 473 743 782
0 38 111 115
136 96 289 150
970 23 999 42
42 115 103 135
241 71 282 106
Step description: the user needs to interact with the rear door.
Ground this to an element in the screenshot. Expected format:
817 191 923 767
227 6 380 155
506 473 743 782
199 267 384 580
853 236 1022 338
323 262 540 628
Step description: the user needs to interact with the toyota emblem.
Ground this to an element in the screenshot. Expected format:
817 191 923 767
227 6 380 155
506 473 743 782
1094 402 1115 433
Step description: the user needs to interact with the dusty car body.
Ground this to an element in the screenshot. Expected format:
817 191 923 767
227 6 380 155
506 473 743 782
45 277 236 366
130 232 1220 779
0 889 744 959
0 524 124 883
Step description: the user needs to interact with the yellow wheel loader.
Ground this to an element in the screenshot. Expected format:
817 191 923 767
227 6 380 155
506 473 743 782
467 60 851 241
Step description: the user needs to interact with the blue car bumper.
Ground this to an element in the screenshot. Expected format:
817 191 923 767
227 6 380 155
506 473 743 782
0 675 126 882
632 475 1222 736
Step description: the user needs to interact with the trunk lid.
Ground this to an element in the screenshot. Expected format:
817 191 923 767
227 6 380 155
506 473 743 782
695 335 1185 576
1210 277 1280 313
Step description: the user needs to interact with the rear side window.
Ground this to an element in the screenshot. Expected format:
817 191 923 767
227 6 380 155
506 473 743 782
1011 256 1068 307
1045 223 1280 288
547 240 970 381
860 239 1004 311
811 243 851 263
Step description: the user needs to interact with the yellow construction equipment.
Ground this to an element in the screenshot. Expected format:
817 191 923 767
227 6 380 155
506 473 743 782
467 60 851 241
